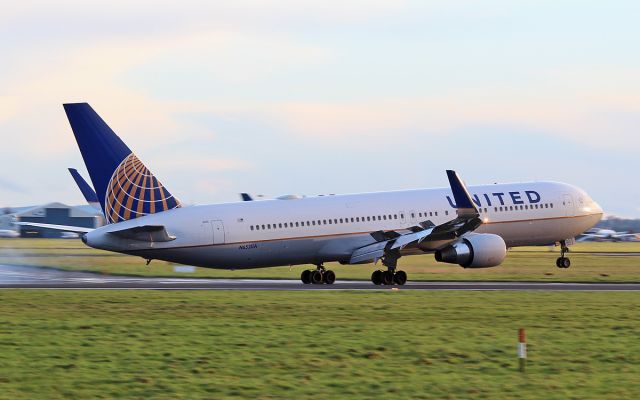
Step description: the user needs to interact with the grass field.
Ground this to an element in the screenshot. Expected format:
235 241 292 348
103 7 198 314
1 238 639 282
0 290 638 399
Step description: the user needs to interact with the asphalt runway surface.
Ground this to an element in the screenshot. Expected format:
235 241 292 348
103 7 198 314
1 264 639 291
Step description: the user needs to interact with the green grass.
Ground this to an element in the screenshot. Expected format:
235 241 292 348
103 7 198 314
0 290 638 399
1 239 640 282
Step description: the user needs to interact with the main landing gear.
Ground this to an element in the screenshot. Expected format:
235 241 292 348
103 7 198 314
301 264 336 285
371 249 407 286
556 240 571 269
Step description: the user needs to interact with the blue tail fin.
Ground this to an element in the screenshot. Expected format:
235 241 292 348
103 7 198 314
63 103 180 224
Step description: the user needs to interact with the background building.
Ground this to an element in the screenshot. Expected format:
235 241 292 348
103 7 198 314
14 202 103 238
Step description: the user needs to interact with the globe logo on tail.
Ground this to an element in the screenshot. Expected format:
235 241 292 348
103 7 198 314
105 153 181 223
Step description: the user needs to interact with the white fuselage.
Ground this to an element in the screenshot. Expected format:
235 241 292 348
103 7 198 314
85 180 603 269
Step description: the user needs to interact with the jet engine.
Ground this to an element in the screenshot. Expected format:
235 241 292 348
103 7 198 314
434 234 506 268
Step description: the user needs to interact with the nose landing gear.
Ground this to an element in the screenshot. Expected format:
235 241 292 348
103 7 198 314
556 240 571 268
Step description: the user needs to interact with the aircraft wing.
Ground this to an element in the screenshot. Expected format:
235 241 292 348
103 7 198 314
613 233 639 238
107 225 176 242
349 170 482 264
16 222 94 234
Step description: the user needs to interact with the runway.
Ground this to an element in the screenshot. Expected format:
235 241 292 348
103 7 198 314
1 264 639 290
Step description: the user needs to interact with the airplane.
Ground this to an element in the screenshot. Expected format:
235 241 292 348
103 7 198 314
0 229 19 238
578 228 639 242
19 103 604 285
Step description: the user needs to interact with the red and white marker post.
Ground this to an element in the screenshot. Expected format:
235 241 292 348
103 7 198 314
518 328 527 372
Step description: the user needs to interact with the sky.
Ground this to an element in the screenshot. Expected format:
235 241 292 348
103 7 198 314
0 1 638 217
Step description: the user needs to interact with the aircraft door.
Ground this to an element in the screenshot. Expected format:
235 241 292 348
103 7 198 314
212 220 226 244
563 194 575 217
198 220 214 246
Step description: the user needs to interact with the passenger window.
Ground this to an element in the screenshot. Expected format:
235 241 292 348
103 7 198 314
445 211 449 215
328 220 332 224
351 218 355 222
250 226 254 231
411 213 415 218
334 219 338 224
401 214 404 219
340 218 343 223
323 220 327 224
510 206 513 211
394 215 398 219
383 215 387 220
262 224 266 230
429 212 433 217
435 212 438 216
419 213 423 217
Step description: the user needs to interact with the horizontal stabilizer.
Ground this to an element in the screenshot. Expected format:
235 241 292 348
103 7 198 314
16 222 94 234
108 225 175 242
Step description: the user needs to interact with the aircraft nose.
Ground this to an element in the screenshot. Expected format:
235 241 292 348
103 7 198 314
590 198 603 215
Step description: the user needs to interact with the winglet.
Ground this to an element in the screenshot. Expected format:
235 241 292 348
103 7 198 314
446 170 478 216
68 168 100 205
240 193 253 201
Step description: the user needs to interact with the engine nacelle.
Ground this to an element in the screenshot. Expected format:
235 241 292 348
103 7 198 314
434 234 506 268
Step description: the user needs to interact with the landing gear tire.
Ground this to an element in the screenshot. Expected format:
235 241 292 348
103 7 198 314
323 270 336 285
556 257 571 269
371 270 383 285
394 270 408 286
311 269 324 284
382 270 395 285
301 269 312 284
